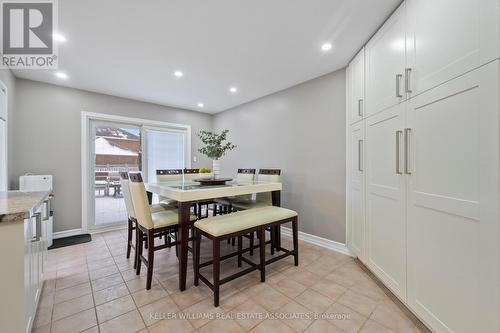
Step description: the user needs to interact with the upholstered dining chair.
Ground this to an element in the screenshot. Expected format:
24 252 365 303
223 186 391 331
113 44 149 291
232 169 281 210
128 172 198 289
156 169 183 208
232 169 282 254
213 168 256 214
120 172 167 269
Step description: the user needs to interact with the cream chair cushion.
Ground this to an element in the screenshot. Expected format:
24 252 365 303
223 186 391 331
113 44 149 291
194 206 297 237
121 177 166 219
152 210 197 229
255 173 281 204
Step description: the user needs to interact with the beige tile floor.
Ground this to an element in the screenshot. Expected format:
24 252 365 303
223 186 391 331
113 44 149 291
33 229 431 333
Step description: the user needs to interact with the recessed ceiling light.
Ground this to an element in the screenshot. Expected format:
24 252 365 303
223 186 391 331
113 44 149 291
229 87 238 93
197 103 204 108
321 42 332 51
53 33 66 42
55 72 68 79
174 71 184 77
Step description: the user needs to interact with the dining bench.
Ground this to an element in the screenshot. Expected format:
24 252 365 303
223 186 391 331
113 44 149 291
193 206 298 306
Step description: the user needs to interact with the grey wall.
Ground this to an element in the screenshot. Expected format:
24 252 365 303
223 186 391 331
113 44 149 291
213 70 346 243
11 79 213 232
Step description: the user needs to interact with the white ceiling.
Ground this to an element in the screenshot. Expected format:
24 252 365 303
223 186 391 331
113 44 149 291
13 0 400 113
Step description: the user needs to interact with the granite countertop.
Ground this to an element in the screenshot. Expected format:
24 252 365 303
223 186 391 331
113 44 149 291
0 190 52 222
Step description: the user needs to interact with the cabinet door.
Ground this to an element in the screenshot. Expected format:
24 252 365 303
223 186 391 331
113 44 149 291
406 0 500 97
348 121 365 259
406 60 499 333
365 3 406 117
23 218 32 333
349 48 365 123
365 103 407 300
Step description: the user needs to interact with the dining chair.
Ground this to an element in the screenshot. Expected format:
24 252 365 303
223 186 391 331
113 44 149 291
128 172 198 289
232 169 282 254
213 168 256 215
156 169 183 208
120 172 168 269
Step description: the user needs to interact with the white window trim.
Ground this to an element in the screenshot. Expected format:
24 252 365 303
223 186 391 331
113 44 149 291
81 111 192 233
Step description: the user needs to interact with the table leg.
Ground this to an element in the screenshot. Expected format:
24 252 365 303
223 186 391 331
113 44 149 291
178 201 191 291
271 190 281 250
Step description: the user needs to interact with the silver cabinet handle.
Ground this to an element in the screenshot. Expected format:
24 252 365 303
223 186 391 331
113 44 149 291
404 128 412 174
396 74 403 97
32 213 42 242
358 139 363 172
405 68 412 93
396 130 403 174
43 200 50 221
358 99 363 117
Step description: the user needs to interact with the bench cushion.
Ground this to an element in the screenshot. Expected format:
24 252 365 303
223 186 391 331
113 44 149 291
194 206 297 237
151 210 197 229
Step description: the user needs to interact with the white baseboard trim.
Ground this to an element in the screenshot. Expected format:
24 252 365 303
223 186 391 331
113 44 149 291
53 228 84 239
280 227 353 257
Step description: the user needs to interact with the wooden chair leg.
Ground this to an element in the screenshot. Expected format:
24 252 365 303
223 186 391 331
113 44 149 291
270 228 275 255
136 229 143 275
194 229 201 286
126 218 132 259
292 217 299 266
146 231 154 290
133 221 138 270
237 235 243 267
249 232 254 256
259 228 266 282
231 237 235 246
213 238 220 307
213 204 217 216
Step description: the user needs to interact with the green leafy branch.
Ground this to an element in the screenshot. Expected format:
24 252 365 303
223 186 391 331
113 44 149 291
197 129 236 160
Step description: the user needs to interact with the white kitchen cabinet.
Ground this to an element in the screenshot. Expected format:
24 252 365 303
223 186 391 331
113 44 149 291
365 3 406 116
406 60 499 333
348 48 365 123
365 103 407 300
405 0 500 97
346 0 500 330
347 121 365 259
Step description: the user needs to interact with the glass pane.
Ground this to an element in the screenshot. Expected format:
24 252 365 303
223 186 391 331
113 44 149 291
145 129 186 203
94 124 140 226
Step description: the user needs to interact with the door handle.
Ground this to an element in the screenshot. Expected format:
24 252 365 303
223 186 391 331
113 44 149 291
396 130 403 174
396 74 403 98
358 99 363 117
404 128 412 174
358 139 363 172
405 68 412 93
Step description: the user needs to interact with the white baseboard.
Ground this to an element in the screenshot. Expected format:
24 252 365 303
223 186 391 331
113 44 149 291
53 228 84 239
280 226 353 257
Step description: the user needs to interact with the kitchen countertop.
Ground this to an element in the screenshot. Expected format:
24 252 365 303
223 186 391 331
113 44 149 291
0 190 52 222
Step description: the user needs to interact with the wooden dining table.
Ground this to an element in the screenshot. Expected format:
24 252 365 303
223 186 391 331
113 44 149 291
145 179 282 291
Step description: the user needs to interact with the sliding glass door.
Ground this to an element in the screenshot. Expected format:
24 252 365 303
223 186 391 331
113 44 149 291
85 115 190 232
90 120 141 230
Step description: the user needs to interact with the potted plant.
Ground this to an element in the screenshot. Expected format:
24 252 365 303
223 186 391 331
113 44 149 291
197 130 236 178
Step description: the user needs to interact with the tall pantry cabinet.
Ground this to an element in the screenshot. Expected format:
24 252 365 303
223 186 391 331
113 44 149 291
346 1 499 332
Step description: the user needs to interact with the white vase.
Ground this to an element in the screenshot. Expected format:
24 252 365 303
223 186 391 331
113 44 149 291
212 159 221 179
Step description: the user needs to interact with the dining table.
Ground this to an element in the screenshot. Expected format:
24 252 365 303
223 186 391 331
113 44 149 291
145 179 282 291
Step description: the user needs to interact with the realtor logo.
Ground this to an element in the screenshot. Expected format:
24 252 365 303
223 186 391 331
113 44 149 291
1 0 58 68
